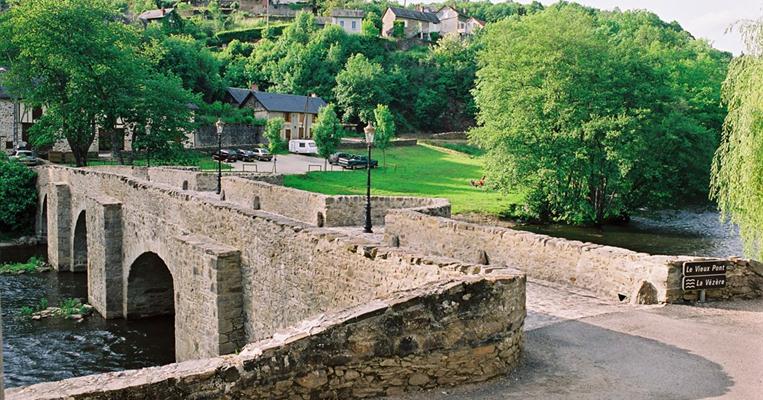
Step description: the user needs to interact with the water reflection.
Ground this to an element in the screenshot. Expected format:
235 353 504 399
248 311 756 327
516 208 744 257
1 272 175 388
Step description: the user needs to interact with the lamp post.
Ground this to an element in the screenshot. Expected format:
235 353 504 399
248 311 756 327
363 122 375 234
145 122 152 168
216 119 225 195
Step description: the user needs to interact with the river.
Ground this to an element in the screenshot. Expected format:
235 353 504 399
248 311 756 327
516 207 744 258
0 272 174 388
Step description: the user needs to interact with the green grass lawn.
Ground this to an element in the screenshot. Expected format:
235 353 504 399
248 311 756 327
283 144 520 216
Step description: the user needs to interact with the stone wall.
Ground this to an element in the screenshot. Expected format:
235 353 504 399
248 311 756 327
7 273 525 400
0 99 14 154
384 210 763 304
221 176 450 227
193 124 263 148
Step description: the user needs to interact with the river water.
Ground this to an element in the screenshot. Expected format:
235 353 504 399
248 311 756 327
516 207 745 258
0 272 174 388
0 208 745 388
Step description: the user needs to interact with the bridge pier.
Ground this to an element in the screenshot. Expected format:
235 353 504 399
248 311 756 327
46 183 71 271
86 197 124 319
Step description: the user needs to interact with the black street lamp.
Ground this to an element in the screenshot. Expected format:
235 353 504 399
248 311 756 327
145 122 152 168
363 122 375 234
216 119 225 195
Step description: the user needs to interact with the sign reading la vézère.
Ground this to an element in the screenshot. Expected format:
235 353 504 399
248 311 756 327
681 260 729 291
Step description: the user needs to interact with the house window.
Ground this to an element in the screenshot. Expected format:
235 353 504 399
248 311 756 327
284 113 291 122
340 20 345 27
5 141 13 149
351 21 356 29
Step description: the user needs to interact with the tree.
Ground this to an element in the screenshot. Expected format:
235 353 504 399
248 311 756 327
264 118 284 173
123 73 197 165
0 154 37 234
361 12 381 37
711 20 763 259
392 20 405 39
471 5 727 225
0 0 145 166
334 54 390 123
373 104 395 167
313 103 343 170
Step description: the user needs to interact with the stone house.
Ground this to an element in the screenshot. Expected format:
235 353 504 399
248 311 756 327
226 87 326 141
435 6 484 36
137 7 180 26
382 7 440 39
382 6 484 39
330 9 365 34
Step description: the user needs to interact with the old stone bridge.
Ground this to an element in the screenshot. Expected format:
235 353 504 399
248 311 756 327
17 164 760 399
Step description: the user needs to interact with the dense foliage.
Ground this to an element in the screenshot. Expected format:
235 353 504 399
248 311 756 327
0 155 37 234
0 0 196 166
313 103 344 165
711 21 763 259
471 4 730 225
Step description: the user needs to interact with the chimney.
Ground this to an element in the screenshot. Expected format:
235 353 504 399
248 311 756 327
161 7 166 15
310 93 317 98
251 83 259 91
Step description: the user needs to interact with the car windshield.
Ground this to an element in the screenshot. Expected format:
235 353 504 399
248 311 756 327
260 149 270 154
16 151 33 157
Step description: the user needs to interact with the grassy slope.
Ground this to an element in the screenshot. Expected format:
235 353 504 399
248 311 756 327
283 145 519 215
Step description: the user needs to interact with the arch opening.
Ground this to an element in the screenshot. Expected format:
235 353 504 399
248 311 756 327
126 252 175 319
38 196 48 239
182 180 189 191
72 211 88 273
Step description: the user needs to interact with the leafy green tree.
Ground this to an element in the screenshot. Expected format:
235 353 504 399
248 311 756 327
361 11 381 37
0 154 37 234
471 5 726 225
145 34 224 102
264 117 285 173
334 54 390 123
711 21 763 259
392 20 405 38
124 73 197 165
313 103 343 169
0 0 145 166
373 104 395 167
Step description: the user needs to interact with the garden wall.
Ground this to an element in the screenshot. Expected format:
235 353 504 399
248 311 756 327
384 210 763 304
7 273 524 400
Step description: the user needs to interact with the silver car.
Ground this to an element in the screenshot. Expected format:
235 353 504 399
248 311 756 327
10 150 40 166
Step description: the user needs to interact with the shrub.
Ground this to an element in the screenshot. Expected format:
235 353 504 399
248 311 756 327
0 153 37 234
216 24 288 44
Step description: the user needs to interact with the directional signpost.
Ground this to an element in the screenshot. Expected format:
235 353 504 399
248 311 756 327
682 260 730 301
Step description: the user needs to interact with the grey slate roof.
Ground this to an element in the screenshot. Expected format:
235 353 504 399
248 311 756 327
138 8 174 21
227 87 327 114
331 9 365 18
388 7 439 24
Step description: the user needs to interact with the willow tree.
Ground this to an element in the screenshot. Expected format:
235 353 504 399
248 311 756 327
711 21 763 259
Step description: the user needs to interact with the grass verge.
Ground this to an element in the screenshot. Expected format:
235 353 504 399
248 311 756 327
283 144 519 216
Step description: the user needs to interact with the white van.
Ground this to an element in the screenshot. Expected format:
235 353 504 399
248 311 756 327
288 139 318 154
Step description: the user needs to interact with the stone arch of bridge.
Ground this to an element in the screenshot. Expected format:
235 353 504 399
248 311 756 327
38 194 48 238
124 251 176 320
72 210 88 273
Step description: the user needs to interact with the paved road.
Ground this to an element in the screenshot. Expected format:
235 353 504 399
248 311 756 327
389 280 763 400
226 154 349 175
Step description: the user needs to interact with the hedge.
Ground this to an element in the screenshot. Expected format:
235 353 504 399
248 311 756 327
216 24 288 44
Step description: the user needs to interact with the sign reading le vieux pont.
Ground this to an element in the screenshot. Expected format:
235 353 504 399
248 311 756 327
682 260 730 291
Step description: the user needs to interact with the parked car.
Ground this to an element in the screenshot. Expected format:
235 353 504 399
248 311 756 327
329 152 354 165
236 149 257 162
10 150 40 166
212 149 238 162
288 139 318 155
338 155 378 169
252 148 273 161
